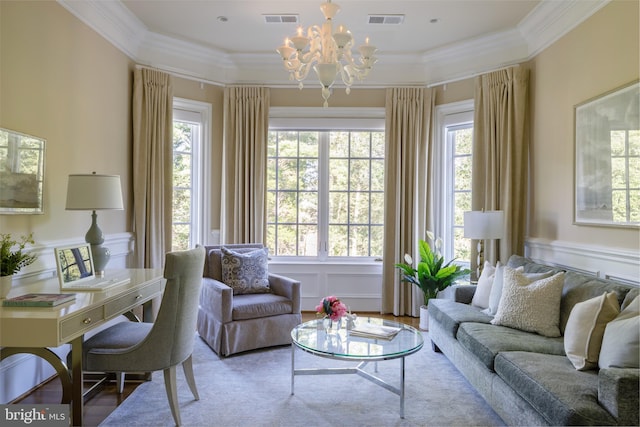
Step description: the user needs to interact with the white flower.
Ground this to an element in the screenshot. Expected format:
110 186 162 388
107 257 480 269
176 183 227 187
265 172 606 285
404 253 413 265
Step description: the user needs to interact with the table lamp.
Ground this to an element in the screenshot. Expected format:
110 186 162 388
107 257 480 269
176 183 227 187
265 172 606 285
463 210 504 280
65 172 124 276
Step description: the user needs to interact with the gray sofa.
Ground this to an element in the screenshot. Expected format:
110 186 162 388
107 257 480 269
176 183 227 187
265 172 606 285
197 244 302 356
429 255 639 426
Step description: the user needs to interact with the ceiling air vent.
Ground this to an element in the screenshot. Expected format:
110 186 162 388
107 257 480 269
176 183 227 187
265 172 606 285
368 14 405 25
264 14 299 24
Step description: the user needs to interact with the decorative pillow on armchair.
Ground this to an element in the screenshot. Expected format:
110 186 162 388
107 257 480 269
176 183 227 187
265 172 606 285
491 266 565 337
221 247 270 295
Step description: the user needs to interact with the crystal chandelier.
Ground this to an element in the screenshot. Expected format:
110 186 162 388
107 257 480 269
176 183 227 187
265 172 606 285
276 0 378 107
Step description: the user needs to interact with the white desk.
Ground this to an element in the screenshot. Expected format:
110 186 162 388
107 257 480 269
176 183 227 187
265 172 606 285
0 268 164 426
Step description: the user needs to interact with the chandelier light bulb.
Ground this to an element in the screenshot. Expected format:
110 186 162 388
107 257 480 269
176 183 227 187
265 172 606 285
275 0 377 107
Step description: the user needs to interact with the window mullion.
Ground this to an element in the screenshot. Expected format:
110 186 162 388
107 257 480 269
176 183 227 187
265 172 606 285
318 132 330 260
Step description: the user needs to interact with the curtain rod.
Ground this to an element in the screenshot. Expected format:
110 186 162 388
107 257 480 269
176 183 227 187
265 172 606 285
427 63 521 88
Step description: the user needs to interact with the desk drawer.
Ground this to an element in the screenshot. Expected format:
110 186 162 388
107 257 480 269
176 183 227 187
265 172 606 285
60 306 105 340
104 280 162 318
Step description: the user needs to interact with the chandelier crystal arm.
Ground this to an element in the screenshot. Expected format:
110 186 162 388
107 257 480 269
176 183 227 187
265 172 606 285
275 0 377 107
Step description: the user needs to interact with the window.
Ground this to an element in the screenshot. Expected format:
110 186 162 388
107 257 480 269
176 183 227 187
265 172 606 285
610 129 640 223
171 98 211 251
266 109 385 260
437 101 474 267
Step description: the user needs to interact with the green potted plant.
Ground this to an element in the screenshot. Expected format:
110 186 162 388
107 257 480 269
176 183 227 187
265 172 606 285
395 231 470 330
0 233 38 298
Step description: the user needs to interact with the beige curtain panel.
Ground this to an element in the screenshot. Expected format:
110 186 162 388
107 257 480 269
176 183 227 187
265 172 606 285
132 68 174 269
220 86 270 244
472 66 529 268
382 87 435 316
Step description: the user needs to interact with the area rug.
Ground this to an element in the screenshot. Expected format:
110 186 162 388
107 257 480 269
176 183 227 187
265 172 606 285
99 332 504 426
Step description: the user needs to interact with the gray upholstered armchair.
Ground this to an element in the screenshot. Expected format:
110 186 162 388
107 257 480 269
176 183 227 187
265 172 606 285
197 244 301 356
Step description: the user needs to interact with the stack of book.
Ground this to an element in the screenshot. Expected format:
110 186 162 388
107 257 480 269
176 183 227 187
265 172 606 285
2 293 76 307
349 322 402 340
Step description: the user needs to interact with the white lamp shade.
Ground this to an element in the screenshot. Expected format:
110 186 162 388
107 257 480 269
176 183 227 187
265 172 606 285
65 174 124 210
463 211 504 239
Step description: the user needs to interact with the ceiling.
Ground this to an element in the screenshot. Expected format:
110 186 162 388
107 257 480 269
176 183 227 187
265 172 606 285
58 0 609 87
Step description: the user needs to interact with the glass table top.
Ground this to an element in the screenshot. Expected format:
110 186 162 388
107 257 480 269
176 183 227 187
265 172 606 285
291 317 424 361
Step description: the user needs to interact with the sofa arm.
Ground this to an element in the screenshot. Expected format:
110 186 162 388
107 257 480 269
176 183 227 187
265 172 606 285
437 284 476 304
199 277 233 323
269 273 301 314
598 367 640 426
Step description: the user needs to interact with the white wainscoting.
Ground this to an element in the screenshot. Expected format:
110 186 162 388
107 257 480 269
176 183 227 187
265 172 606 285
268 261 383 312
0 233 134 404
525 237 640 286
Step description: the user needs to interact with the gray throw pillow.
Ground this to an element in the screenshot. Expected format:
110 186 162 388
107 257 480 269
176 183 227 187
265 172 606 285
221 246 270 295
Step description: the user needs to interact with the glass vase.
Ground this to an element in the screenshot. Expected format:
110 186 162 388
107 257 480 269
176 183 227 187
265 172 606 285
323 317 341 335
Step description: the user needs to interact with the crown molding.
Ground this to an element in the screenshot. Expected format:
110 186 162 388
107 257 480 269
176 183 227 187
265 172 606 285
56 0 611 87
518 0 610 58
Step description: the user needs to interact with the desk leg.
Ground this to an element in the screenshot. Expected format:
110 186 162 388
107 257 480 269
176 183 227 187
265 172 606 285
70 335 84 427
0 347 73 404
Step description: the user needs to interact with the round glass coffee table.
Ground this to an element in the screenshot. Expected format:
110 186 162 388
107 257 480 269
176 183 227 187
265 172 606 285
290 317 424 418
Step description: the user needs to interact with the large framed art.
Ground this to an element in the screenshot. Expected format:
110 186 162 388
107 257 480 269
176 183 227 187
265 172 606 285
0 128 46 214
574 80 639 227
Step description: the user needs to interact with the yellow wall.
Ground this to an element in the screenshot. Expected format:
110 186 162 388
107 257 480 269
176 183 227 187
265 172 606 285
0 1 133 243
528 0 639 249
2 0 637 257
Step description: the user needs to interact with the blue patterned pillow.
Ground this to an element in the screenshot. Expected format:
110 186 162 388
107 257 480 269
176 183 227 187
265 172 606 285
220 247 270 295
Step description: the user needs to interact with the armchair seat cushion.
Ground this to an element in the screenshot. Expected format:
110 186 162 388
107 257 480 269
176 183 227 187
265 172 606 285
232 293 294 321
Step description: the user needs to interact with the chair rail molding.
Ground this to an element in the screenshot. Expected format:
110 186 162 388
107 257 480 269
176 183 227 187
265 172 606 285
268 261 383 312
524 237 639 286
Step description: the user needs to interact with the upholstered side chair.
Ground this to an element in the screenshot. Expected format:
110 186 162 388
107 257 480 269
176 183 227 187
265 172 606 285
197 244 302 356
80 246 206 426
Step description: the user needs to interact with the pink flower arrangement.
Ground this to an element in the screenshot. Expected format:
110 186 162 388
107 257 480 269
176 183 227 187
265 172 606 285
315 295 348 321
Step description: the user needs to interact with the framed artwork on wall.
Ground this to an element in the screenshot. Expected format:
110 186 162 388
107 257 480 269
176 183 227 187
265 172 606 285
0 128 46 214
574 80 639 228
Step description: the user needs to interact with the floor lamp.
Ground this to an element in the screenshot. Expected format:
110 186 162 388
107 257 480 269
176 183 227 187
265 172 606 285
463 210 504 281
65 173 124 276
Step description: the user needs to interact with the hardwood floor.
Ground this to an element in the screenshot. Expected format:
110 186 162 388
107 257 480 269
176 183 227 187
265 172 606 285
13 312 420 426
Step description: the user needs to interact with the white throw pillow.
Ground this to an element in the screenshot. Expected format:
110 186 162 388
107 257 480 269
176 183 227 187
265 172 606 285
471 261 496 309
564 292 620 370
221 247 270 295
485 265 554 316
599 296 640 369
491 267 565 337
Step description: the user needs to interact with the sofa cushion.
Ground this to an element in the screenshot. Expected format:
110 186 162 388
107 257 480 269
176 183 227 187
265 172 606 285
506 254 565 275
221 247 270 295
495 351 616 425
457 322 565 371
427 299 492 338
232 293 293 321
564 292 620 370
559 271 633 334
491 268 565 337
599 296 640 369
